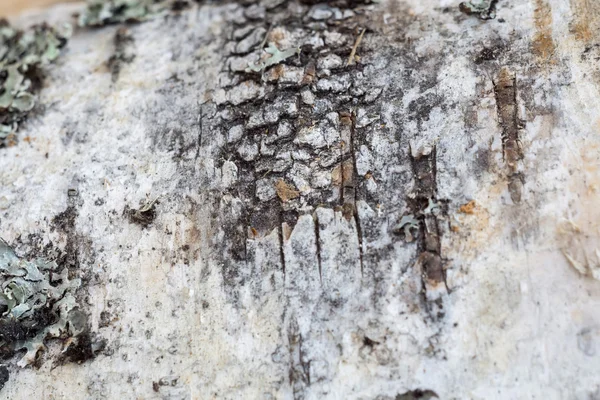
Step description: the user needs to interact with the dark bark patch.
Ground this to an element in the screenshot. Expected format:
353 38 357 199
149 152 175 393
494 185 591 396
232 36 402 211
107 27 135 83
493 67 524 203
125 198 159 228
396 389 439 400
59 331 106 364
0 366 8 391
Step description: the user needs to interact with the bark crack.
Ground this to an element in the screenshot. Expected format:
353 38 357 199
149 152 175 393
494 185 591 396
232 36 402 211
195 104 203 158
408 146 448 300
349 110 364 276
493 67 524 204
279 212 286 278
313 212 323 284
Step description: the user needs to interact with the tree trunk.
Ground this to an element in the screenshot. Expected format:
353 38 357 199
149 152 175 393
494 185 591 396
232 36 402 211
1 0 600 398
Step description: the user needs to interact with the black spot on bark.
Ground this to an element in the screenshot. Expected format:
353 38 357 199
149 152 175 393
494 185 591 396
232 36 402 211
0 366 8 391
299 0 375 7
51 191 82 270
108 27 135 83
396 389 439 400
0 305 56 359
60 332 106 364
125 200 158 228
362 336 380 347
474 44 506 64
408 93 444 128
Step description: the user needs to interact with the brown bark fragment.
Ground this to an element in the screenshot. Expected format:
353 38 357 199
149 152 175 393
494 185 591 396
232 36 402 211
459 200 477 214
276 179 300 202
533 0 555 61
419 251 444 285
570 0 600 42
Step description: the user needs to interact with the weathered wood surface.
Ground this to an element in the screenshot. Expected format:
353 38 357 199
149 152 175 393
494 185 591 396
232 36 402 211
1 0 600 398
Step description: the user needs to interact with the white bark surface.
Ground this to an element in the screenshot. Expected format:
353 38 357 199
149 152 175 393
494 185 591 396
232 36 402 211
1 0 600 399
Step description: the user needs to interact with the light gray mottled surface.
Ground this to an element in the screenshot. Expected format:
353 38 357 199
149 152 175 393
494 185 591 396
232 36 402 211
1 0 600 398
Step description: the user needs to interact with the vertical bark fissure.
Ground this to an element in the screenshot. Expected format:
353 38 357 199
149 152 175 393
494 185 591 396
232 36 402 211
279 212 286 279
408 146 447 298
313 212 322 284
287 318 309 399
350 110 364 276
195 104 203 158
339 112 352 207
298 333 310 386
338 123 345 206
493 68 524 204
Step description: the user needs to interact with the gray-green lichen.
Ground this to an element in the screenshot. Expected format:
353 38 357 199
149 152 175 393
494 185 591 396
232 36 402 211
246 43 300 73
0 239 83 367
395 214 420 242
459 0 497 20
0 20 69 146
423 199 441 215
79 0 173 27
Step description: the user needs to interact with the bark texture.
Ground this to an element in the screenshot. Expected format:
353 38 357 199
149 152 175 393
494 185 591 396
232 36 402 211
1 0 600 398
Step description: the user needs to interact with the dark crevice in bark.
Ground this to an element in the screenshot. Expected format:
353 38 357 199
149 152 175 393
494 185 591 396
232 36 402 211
493 67 524 204
243 208 250 263
288 318 309 398
349 110 364 276
354 208 365 277
408 146 449 299
313 211 323 284
195 104 203 158
298 333 310 386
339 111 353 209
52 188 83 272
279 211 287 278
107 27 135 83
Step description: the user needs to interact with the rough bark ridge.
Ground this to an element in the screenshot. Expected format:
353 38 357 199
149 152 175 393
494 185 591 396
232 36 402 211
0 0 599 398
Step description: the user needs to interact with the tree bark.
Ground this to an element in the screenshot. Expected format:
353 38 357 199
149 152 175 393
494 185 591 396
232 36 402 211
1 0 600 398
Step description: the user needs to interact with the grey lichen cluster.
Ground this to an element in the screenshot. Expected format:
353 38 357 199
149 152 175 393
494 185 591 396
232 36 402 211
0 239 83 367
0 20 69 145
246 43 300 73
79 0 173 27
459 0 497 20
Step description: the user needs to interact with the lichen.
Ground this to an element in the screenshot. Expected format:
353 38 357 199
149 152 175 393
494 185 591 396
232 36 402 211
394 214 420 242
79 0 172 27
423 198 440 215
0 20 70 146
459 0 497 20
246 43 300 73
0 239 83 367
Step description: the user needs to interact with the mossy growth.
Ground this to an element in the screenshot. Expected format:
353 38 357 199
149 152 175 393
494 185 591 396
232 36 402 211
0 239 84 367
0 20 70 146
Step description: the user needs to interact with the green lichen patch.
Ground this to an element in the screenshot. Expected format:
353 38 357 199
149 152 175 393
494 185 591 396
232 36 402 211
459 0 497 20
394 214 420 242
0 20 70 146
0 239 84 367
79 0 184 27
246 43 300 73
